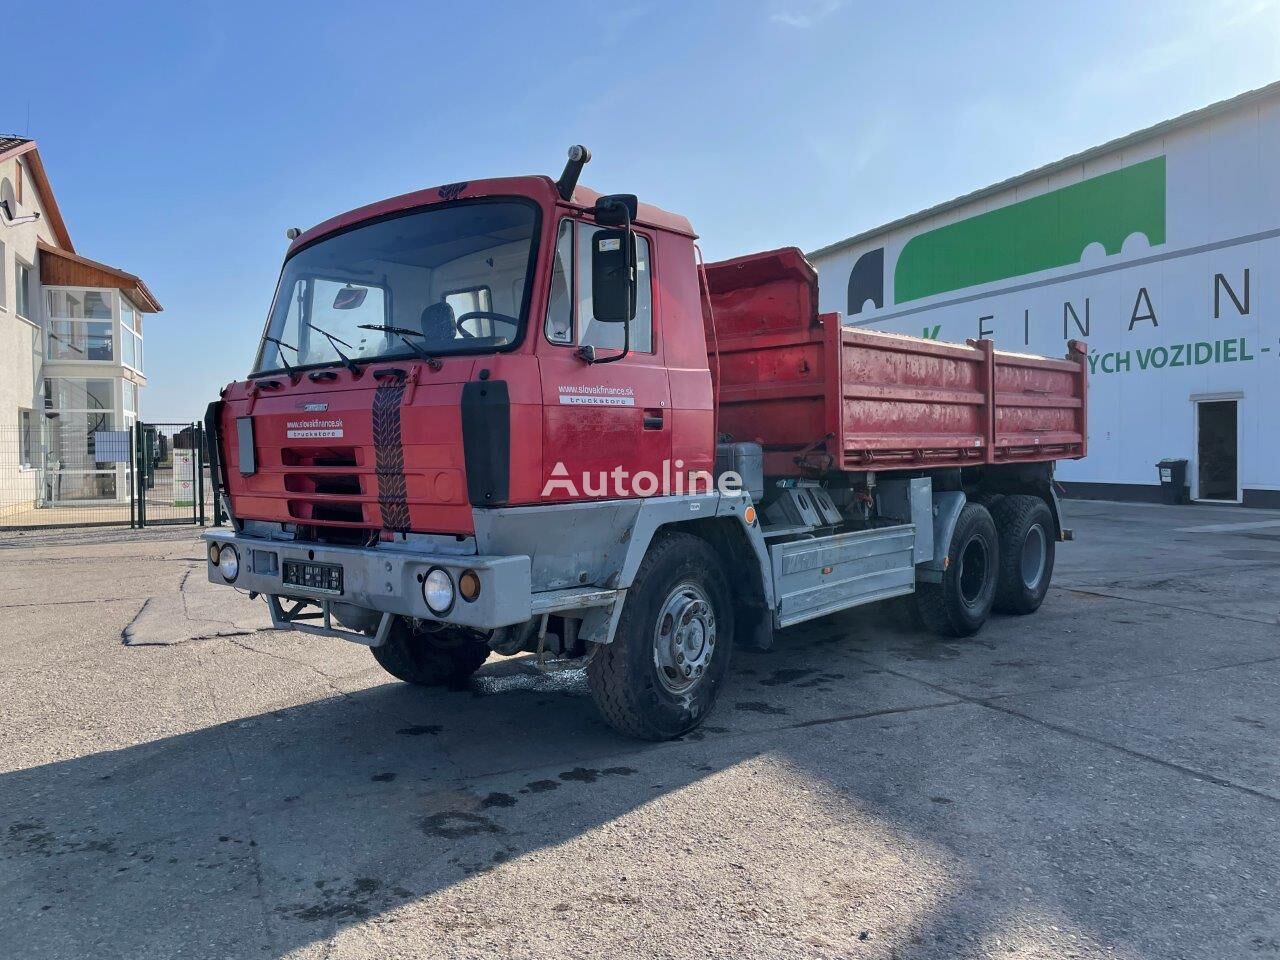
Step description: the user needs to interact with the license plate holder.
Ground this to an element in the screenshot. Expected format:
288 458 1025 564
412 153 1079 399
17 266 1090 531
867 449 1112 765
282 559 344 596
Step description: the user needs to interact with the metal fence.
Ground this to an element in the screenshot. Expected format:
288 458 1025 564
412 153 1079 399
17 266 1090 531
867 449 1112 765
0 420 218 531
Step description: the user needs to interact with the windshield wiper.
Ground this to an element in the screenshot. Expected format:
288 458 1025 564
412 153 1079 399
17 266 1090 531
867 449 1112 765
304 322 360 376
262 336 299 380
357 323 443 369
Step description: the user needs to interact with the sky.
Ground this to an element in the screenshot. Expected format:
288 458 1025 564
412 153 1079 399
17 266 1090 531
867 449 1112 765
8 0 1280 421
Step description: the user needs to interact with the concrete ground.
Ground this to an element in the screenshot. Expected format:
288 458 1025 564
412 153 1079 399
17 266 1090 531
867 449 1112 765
0 500 1277 959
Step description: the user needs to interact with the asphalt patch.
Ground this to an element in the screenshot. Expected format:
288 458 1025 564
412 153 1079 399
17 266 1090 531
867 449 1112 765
734 701 787 716
396 725 442 736
420 812 502 839
558 766 638 784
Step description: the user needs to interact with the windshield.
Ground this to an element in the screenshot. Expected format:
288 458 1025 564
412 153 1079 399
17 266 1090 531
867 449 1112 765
254 199 539 374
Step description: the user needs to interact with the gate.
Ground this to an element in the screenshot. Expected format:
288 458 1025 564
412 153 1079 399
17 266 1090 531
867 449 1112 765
133 421 211 527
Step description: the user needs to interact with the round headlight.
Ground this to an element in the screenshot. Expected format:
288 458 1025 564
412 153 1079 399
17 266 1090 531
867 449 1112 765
217 545 239 582
422 567 454 614
207 542 221 565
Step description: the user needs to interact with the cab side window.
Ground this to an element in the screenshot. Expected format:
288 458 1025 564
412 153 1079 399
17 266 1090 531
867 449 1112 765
544 220 653 353
545 220 575 344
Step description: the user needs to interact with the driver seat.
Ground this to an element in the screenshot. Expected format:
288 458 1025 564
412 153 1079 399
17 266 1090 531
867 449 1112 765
420 301 455 342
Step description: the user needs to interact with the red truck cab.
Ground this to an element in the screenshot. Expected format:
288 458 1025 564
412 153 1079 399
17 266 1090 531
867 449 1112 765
214 169 714 539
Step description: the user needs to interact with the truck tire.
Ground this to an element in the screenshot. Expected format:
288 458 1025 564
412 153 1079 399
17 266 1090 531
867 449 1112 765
990 495 1055 615
587 532 734 740
371 619 489 688
914 502 999 638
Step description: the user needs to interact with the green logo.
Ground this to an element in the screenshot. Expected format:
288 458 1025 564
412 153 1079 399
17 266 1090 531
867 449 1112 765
894 156 1167 304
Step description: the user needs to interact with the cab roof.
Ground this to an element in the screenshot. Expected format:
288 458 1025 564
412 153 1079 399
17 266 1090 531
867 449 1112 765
287 175 696 256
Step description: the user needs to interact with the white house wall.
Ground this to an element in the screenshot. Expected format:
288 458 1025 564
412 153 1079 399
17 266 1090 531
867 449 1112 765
0 151 58 514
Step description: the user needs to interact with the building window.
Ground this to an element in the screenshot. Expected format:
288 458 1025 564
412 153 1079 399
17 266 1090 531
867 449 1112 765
15 260 32 320
42 378 119 502
44 378 116 414
18 409 38 468
121 299 143 372
46 289 115 361
122 379 138 416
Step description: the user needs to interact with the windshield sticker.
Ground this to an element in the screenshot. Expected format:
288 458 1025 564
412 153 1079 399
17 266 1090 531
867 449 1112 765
557 384 636 407
286 418 344 439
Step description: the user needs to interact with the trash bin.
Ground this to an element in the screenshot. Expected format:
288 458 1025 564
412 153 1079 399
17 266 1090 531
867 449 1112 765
1156 458 1189 505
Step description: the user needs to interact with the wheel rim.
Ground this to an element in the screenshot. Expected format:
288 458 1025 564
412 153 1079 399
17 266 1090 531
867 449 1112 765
958 536 989 607
1020 523 1048 589
652 581 716 696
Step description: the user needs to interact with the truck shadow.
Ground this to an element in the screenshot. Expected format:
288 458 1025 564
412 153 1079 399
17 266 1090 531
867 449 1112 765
2 606 1261 957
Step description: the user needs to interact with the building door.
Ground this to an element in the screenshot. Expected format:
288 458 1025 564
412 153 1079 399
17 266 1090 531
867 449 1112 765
1196 400 1239 502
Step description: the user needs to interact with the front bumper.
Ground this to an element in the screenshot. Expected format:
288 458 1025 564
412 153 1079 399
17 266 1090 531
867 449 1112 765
202 531 532 631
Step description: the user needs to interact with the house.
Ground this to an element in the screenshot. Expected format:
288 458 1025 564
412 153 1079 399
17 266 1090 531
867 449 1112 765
0 136 161 514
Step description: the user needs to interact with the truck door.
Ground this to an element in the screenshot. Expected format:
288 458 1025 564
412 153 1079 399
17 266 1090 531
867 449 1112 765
538 218 672 501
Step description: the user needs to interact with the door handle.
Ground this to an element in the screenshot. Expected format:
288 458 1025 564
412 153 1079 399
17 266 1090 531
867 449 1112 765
643 408 664 430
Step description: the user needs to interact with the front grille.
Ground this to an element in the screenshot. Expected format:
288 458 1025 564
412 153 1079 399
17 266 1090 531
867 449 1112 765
282 446 358 467
284 474 362 496
281 446 367 527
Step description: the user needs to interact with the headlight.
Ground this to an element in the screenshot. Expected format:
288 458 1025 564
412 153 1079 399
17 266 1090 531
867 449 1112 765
207 542 221 565
217 545 239 582
422 567 454 614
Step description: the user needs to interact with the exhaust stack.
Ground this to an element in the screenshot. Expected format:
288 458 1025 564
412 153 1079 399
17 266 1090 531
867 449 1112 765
555 145 592 201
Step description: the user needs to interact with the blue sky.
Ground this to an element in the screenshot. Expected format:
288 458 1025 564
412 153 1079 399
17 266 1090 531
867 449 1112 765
9 0 1280 421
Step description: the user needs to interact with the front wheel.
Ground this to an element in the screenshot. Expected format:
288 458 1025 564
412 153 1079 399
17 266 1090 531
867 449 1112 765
990 495 1056 615
914 502 999 637
371 619 489 687
587 533 734 740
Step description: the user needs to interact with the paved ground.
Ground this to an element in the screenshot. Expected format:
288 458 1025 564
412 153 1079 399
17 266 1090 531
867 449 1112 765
1 500 1277 959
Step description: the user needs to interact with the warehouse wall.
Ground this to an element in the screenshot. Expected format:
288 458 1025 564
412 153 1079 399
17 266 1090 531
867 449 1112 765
813 95 1280 504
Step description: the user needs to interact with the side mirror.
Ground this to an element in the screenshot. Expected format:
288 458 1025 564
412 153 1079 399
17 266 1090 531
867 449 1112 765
592 194 638 226
591 228 637 322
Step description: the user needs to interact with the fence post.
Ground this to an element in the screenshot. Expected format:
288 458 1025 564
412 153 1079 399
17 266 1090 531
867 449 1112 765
135 421 147 529
195 422 206 525
129 423 137 530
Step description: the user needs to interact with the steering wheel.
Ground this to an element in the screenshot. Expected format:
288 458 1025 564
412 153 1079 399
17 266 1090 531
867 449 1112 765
455 310 520 339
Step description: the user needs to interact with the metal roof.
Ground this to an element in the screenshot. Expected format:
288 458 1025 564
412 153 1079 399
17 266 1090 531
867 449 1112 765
808 78 1280 262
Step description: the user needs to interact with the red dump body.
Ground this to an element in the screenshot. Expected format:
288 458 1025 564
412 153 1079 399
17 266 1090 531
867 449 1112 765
705 248 1087 476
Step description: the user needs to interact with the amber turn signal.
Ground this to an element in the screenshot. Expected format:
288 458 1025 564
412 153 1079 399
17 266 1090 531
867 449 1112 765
459 569 482 602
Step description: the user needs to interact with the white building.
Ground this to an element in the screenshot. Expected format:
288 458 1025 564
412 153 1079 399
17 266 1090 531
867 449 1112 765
1 136 161 518
809 81 1280 507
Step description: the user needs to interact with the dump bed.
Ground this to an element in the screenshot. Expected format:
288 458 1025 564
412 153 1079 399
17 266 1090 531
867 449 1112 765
704 248 1087 476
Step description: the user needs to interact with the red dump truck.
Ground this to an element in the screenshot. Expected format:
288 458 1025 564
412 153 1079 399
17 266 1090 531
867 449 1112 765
203 147 1087 739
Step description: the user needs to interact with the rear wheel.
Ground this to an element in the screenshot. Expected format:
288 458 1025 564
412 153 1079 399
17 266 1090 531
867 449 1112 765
990 495 1055 614
588 532 733 740
371 619 489 688
914 502 999 637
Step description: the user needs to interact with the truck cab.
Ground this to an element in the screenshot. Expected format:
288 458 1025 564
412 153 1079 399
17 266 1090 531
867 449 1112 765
205 148 1084 740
